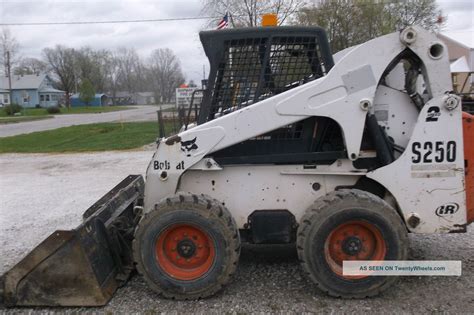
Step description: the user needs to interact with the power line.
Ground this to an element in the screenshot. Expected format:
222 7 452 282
0 1 428 27
0 15 220 26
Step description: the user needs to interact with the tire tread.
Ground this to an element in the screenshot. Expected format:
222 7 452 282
133 193 240 300
297 189 408 298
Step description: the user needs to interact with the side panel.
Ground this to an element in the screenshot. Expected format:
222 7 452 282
178 164 360 228
463 112 474 224
368 99 466 233
373 86 419 150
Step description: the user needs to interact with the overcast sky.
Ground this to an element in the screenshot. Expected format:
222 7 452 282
0 0 473 85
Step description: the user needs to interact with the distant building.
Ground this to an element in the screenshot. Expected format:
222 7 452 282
110 91 156 105
135 92 156 105
0 74 65 108
438 30 474 94
110 91 134 105
70 93 109 107
0 88 9 106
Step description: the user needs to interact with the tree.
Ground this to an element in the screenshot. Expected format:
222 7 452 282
202 0 305 27
297 0 445 53
43 45 77 108
0 27 20 77
14 57 47 75
104 51 123 105
79 79 95 107
148 48 185 103
387 0 446 32
298 1 362 53
75 47 111 93
1 27 20 104
115 47 143 94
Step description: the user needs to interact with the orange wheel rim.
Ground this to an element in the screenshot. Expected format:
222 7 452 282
155 224 215 281
324 220 386 279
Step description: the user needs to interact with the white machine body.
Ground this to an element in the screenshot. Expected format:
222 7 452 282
144 26 467 234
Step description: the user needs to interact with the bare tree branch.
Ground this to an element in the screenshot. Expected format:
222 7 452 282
297 0 445 53
202 0 306 28
0 27 20 76
148 48 185 103
43 45 76 108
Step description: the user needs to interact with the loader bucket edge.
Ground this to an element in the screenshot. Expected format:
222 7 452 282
1 174 145 307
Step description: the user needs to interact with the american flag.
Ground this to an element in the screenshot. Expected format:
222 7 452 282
217 13 229 29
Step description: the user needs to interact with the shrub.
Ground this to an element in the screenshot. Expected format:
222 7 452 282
4 103 23 116
47 106 61 114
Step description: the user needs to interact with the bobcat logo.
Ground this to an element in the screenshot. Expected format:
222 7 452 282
181 137 198 157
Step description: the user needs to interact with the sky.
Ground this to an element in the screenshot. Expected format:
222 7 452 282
0 0 473 85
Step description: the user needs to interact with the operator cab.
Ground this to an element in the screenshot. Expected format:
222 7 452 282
196 26 347 165
198 26 334 123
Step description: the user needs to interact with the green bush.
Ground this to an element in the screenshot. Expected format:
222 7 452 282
4 104 23 116
46 106 61 114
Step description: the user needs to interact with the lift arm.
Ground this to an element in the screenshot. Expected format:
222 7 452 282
144 26 453 212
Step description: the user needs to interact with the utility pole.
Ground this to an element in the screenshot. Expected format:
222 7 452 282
73 67 78 93
6 50 12 105
201 65 208 90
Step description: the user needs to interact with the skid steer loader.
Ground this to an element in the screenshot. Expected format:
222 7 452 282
1 25 473 306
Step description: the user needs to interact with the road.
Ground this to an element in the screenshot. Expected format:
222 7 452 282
0 105 174 137
0 150 472 313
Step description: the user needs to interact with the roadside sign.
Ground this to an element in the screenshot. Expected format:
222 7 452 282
175 88 202 108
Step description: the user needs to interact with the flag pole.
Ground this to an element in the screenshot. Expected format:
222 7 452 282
229 11 234 28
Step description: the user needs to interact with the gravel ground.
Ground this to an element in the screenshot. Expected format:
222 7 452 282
0 150 473 313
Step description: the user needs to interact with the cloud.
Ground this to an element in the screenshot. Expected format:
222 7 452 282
1 0 472 85
0 0 209 83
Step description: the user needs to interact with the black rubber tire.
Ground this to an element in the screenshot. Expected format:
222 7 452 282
297 189 408 298
133 194 240 300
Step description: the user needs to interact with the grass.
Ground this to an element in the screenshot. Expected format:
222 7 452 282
0 106 134 117
0 116 53 124
0 122 160 153
59 106 134 115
